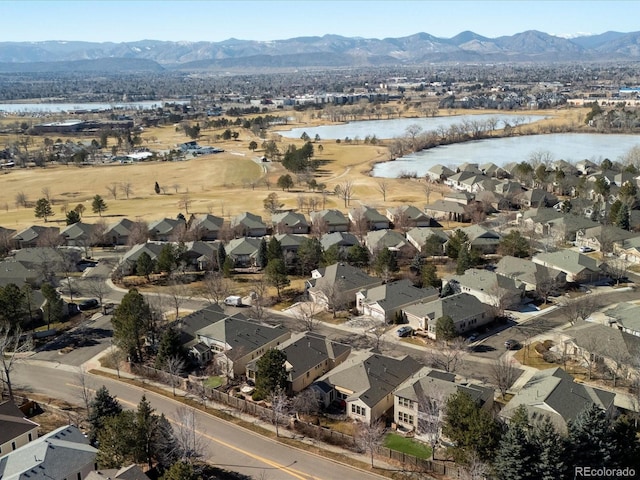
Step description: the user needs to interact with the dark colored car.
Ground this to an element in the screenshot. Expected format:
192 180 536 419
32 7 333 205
504 339 519 350
78 298 99 311
397 326 413 337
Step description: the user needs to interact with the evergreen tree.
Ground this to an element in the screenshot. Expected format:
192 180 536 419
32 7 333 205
65 209 81 225
422 263 442 289
253 348 288 401
267 236 284 262
222 256 234 278
321 244 343 266
41 282 63 329
609 199 623 224
157 243 178 274
567 403 615 471
455 243 479 274
96 410 137 468
92 194 108 216
256 238 268 269
409 253 423 274
498 230 531 258
156 414 180 470
446 230 469 259
616 203 630 230
265 259 289 300
610 415 640 471
155 326 186 369
217 244 227 273
374 247 398 278
135 395 159 468
112 288 152 362
160 461 198 480
422 235 445 257
34 197 54 222
297 237 323 275
0 283 27 330
435 315 457 341
494 405 536 480
347 244 370 268
88 386 122 443
532 416 568 480
155 181 161 194
136 252 155 280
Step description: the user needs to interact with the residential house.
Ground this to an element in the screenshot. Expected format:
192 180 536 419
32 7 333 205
443 269 525 310
616 236 640 265
499 367 616 433
576 159 599 175
271 211 310 234
496 255 566 293
386 205 437 229
603 303 640 337
494 180 524 197
226 237 262 268
424 200 468 223
313 351 422 424
532 250 603 283
405 227 449 254
0 401 39 459
9 247 81 280
60 222 96 248
191 214 224 240
274 233 307 266
307 263 381 310
349 206 390 231
12 226 60 249
320 232 359 253
520 208 600 242
458 225 502 254
355 280 438 323
516 189 558 208
444 171 483 192
364 229 415 256
443 191 475 205
576 225 637 252
231 212 268 237
194 316 290 378
120 242 165 275
480 162 507 178
0 425 98 480
403 293 493 338
394 367 493 434
148 218 186 242
0 259 44 287
104 218 135 246
87 465 150 480
182 241 220 270
246 332 351 394
425 164 455 182
310 209 350 233
457 162 482 175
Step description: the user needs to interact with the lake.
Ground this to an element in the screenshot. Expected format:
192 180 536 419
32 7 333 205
279 114 548 140
0 100 188 113
371 133 640 178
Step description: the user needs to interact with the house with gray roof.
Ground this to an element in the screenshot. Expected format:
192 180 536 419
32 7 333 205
271 211 310 234
104 218 135 246
500 367 616 433
182 240 220 271
603 302 640 337
405 227 448 253
458 225 502 254
356 280 438 323
496 255 566 292
394 367 493 435
310 209 349 233
191 214 224 241
480 162 507 178
520 208 600 242
231 212 267 237
87 464 150 480
148 218 186 242
386 205 437 229
313 351 422 424
226 237 262 267
516 189 558 208
0 401 39 459
0 424 98 480
320 232 359 253
349 206 390 231
532 250 603 283
576 225 638 252
120 242 165 275
403 293 493 338
365 229 414 256
0 260 44 287
246 332 351 394
444 171 482 192
12 226 60 249
425 164 455 182
443 269 525 311
195 316 290 378
60 222 96 247
424 200 468 223
308 263 381 310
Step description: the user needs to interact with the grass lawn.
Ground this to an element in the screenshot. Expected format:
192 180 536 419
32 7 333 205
204 376 224 389
513 341 558 370
384 433 432 459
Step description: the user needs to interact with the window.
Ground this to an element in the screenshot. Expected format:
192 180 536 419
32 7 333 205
398 397 413 408
11 441 16 451
399 412 414 424
77 473 82 480
28 433 32 441
351 404 366 416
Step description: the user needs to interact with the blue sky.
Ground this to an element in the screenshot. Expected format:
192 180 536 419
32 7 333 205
1 1 637 43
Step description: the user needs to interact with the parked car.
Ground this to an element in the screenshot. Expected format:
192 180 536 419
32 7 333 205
504 339 519 350
579 246 594 253
78 298 99 311
397 326 413 337
468 332 479 342
224 295 243 306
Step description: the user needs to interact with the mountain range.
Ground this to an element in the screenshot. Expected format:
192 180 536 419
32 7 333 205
0 30 639 73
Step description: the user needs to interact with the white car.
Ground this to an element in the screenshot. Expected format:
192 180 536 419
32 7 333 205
579 246 594 253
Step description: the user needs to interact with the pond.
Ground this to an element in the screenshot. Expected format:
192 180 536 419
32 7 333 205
371 133 640 178
279 114 548 141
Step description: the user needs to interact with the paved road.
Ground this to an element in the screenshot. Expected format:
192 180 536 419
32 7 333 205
13 362 390 480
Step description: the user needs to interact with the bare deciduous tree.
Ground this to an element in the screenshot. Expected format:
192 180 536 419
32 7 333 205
127 220 150 246
426 338 469 373
0 326 33 401
560 295 599 326
178 194 192 215
491 356 518 399
269 387 289 438
319 279 347 318
76 366 93 416
166 279 191 321
15 191 28 209
356 419 385 467
377 180 388 202
164 355 186 396
173 407 206 463
120 182 133 199
200 273 230 305
292 302 322 332
292 389 320 418
83 276 109 306
417 386 447 459
106 183 118 200
334 180 354 208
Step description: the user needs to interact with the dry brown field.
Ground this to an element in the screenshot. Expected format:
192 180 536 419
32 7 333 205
0 107 586 231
